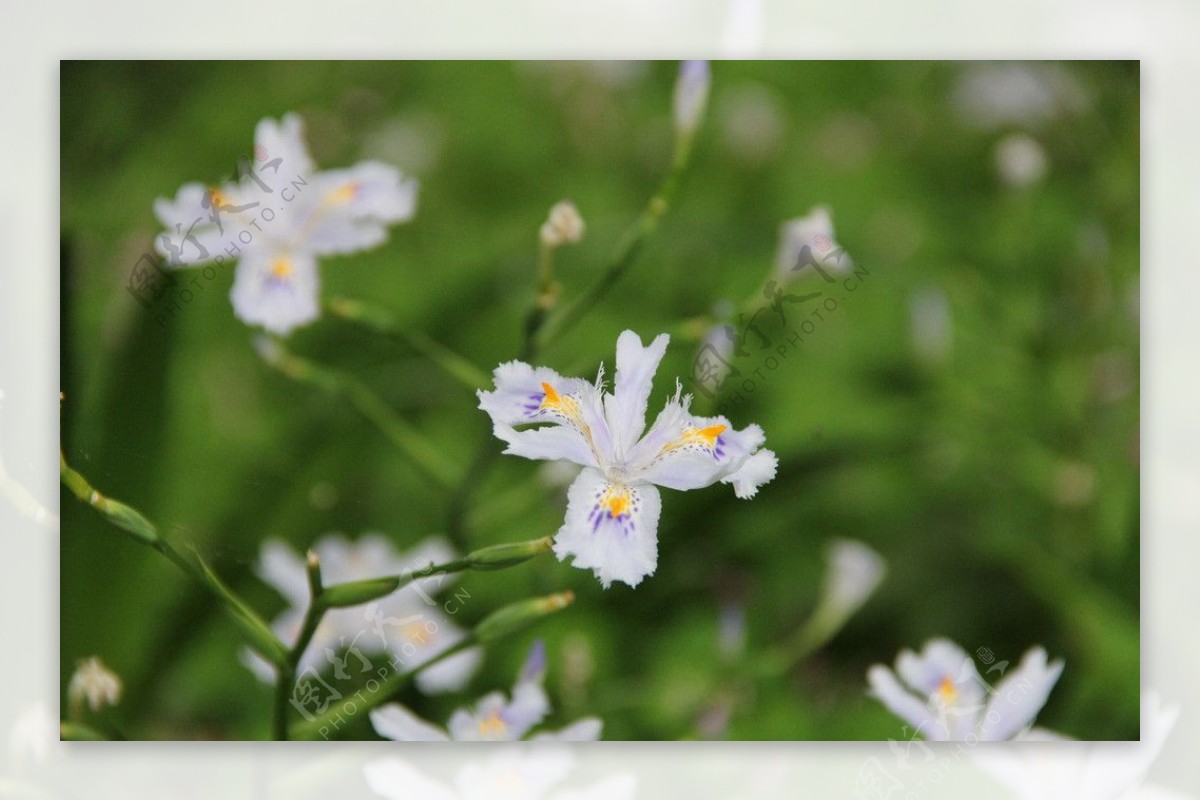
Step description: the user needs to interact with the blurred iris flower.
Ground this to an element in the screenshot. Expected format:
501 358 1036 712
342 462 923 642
867 638 1064 741
245 533 479 695
370 642 602 742
154 113 417 335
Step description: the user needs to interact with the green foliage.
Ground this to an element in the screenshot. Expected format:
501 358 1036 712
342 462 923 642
60 60 1139 740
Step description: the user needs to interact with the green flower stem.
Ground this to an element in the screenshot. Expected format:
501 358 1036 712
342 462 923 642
60 453 158 546
520 242 563 361
448 127 703 543
289 589 573 740
754 613 843 679
379 535 555 587
325 297 490 391
256 337 459 491
60 454 289 670
536 128 698 351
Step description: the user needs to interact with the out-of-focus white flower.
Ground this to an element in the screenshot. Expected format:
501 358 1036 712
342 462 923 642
67 656 122 713
819 539 886 623
673 60 711 138
909 285 953 366
995 133 1049 187
477 330 777 588
245 533 480 695
539 201 586 248
718 83 785 167
370 642 602 742
718 601 747 660
971 693 1181 799
775 206 853 283
692 323 738 400
868 638 1064 741
154 113 418 336
366 743 636 800
952 63 1089 131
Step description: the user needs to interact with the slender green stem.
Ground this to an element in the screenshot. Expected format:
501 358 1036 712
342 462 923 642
325 297 490 391
380 535 554 586
256 337 459 491
520 242 562 361
536 131 697 350
60 453 289 668
755 618 835 679
273 663 294 741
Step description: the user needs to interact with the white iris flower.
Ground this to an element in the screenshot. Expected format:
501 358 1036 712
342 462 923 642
370 642 602 742
867 637 1065 741
245 533 479 696
154 113 418 335
478 330 778 588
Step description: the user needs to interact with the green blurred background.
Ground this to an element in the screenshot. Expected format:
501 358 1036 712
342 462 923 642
59 60 1139 740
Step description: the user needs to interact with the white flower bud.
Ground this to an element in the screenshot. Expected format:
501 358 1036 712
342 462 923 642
775 205 853 282
673 60 711 137
68 656 123 713
820 539 885 620
539 200 585 248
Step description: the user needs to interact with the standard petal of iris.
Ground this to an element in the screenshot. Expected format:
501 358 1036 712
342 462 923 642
255 113 316 181
896 638 983 698
230 249 321 336
370 704 451 742
477 361 612 469
603 330 670 455
552 468 662 589
867 665 944 741
505 681 552 739
978 646 1064 741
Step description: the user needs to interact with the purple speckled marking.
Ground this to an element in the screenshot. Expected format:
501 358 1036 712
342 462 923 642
523 392 545 416
587 487 639 536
